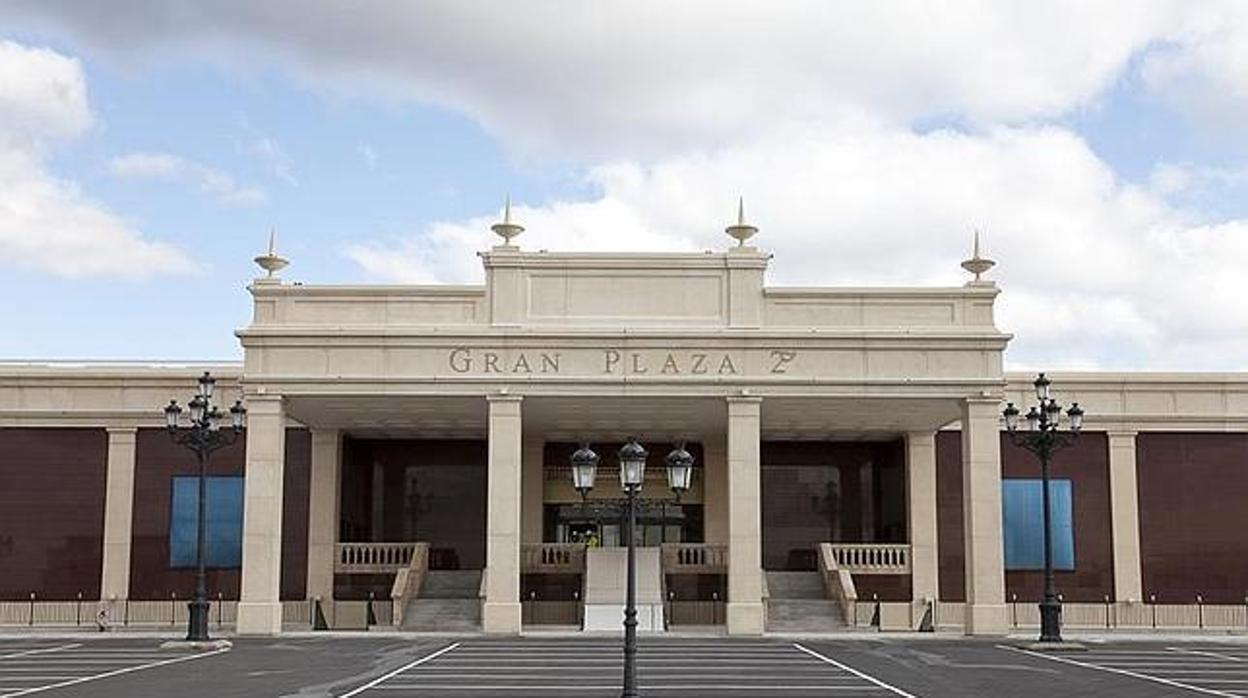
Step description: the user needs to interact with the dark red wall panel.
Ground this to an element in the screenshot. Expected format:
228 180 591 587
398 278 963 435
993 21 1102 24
936 431 1113 602
0 428 107 600
1138 433 1248 604
130 427 311 601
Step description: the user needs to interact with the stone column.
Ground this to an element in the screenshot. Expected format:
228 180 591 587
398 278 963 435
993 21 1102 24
1107 430 1143 602
726 396 764 635
483 395 523 633
100 427 137 601
238 395 288 635
702 434 729 546
305 429 341 602
520 436 544 545
906 432 939 611
961 397 1007 635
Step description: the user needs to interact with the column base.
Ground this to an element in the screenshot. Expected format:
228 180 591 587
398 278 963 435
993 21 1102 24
482 602 521 634
964 603 1008 635
236 601 283 635
727 602 765 635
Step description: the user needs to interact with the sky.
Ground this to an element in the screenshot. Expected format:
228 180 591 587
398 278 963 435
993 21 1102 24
0 2 1246 369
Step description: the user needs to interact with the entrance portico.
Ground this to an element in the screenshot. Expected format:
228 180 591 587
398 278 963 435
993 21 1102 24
233 226 1011 635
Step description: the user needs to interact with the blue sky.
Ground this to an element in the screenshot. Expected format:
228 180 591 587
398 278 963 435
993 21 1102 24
1 3 1246 368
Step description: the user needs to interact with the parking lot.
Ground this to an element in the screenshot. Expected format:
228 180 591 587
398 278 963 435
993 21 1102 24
3 635 1248 696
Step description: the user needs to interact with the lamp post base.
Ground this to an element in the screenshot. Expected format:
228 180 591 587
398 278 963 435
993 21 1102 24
186 598 211 642
1038 599 1062 643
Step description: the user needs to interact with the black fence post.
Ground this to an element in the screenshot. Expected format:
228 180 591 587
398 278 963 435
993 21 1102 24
77 591 83 627
28 592 35 626
1150 594 1157 629
1104 594 1111 629
1197 594 1204 630
313 597 329 631
124 598 130 626
170 592 177 626
1011 593 1018 628
366 592 377 627
217 592 224 627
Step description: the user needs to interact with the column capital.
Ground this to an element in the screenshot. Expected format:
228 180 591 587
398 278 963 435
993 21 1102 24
105 426 138 437
487 394 524 404
244 393 286 413
1106 429 1139 439
726 395 763 405
964 394 1004 407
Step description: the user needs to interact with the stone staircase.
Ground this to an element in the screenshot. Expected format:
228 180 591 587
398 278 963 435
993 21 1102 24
764 571 846 633
401 570 482 632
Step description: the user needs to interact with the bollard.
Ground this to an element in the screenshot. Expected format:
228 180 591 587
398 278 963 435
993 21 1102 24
217 592 224 627
1150 594 1157 628
1197 594 1204 629
366 591 377 627
170 592 177 625
124 597 130 626
870 593 880 628
1104 594 1111 629
77 591 83 627
1011 593 1018 627
28 592 35 626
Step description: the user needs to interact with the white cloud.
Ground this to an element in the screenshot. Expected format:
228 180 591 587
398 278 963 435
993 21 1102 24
247 136 297 185
0 1 1204 159
358 143 378 170
351 122 1248 370
109 151 266 206
0 40 195 278
1139 3 1248 141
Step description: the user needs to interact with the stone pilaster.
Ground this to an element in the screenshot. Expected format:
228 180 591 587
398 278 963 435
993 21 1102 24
702 434 729 546
238 395 287 635
483 395 523 633
100 427 137 601
906 431 939 613
961 397 1007 635
520 436 545 545
305 429 341 602
1108 430 1143 602
726 396 764 635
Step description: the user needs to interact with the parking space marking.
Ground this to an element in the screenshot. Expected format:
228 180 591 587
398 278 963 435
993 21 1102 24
793 644 917 698
0 645 228 697
0 646 79 662
344 639 910 696
339 642 461 698
1003 645 1241 697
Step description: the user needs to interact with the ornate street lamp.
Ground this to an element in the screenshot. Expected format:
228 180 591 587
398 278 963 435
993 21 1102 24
162 371 246 642
570 439 693 698
1002 372 1085 644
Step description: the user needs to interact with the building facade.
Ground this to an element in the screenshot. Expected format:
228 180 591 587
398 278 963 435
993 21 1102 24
2 227 1246 635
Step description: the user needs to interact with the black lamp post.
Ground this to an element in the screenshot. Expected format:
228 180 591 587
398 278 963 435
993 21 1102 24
1002 373 1085 644
162 371 246 642
569 439 693 698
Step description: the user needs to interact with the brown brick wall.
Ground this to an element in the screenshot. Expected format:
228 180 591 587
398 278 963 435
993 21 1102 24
0 428 107 600
937 431 1113 602
1138 433 1248 604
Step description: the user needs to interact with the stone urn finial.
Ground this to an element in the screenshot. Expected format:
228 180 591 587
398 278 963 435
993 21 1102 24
253 227 289 278
491 195 524 247
960 229 995 281
725 196 758 247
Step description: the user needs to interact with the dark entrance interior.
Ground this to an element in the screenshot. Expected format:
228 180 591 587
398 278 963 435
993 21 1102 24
339 438 487 570
761 440 907 570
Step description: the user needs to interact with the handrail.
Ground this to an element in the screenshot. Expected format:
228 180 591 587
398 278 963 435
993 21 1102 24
389 543 429 627
335 542 421 574
826 543 911 574
819 543 858 621
660 544 728 573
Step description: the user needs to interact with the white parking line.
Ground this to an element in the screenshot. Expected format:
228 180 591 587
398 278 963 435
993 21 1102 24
339 642 461 697
792 644 917 698
1002 646 1240 697
1176 648 1248 663
0 646 80 661
0 647 228 698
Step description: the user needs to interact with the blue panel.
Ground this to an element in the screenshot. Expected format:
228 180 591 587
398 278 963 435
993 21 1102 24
1002 479 1074 571
169 476 243 568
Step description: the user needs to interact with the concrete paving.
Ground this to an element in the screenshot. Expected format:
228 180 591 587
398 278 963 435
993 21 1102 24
2 635 1245 696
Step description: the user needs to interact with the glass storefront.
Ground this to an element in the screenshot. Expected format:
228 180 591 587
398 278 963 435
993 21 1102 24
544 503 703 547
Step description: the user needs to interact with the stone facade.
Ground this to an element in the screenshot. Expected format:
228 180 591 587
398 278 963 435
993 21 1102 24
1 241 1245 636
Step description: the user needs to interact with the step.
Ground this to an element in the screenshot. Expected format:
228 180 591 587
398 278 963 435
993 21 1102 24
765 571 826 599
765 599 845 632
403 598 482 631
419 570 483 599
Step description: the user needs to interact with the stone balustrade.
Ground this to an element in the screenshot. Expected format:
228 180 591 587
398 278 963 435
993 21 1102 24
826 543 911 574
